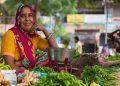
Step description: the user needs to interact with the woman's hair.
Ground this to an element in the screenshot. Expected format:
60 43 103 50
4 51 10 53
15 4 35 27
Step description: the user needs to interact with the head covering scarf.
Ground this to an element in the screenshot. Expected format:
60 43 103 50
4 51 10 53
15 4 36 27
10 4 37 68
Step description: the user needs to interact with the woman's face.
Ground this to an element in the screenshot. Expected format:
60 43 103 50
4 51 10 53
19 6 34 32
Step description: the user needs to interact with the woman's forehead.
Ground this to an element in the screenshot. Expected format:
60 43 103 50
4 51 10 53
21 6 32 14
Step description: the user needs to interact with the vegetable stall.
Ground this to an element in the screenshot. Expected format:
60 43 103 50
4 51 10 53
0 50 120 86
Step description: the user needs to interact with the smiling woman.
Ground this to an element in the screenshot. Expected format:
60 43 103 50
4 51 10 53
1 4 58 71
19 6 35 32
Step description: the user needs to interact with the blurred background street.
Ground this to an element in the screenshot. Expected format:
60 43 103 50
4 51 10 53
0 0 119 54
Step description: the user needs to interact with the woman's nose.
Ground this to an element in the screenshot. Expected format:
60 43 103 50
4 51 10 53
25 15 29 20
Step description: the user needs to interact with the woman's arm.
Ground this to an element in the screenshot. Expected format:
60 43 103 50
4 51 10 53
3 55 24 70
33 25 58 48
42 28 58 48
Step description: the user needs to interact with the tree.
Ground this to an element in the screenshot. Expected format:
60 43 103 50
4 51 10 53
4 0 33 16
4 0 77 16
115 0 120 3
78 0 102 9
4 0 77 47
0 4 8 16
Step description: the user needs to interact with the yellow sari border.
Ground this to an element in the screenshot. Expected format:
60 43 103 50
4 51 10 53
2 52 14 57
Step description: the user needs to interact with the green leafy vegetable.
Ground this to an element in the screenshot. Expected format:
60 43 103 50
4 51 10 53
28 72 87 86
81 65 116 86
34 66 55 73
107 53 120 61
0 58 11 70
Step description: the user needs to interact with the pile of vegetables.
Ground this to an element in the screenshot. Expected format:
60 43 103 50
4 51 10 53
17 70 39 86
106 65 120 73
28 72 87 86
107 53 120 61
81 65 116 86
35 49 45 56
34 66 55 73
0 58 11 70
33 66 55 79
105 53 120 73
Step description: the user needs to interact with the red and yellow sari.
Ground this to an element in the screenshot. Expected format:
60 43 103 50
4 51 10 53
1 4 49 69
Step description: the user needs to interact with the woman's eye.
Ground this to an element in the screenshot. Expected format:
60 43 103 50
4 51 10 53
28 13 33 17
20 14 25 18
20 13 33 18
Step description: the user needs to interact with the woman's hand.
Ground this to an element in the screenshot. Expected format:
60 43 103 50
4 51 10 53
15 61 22 67
31 24 58 48
3 55 26 70
32 25 45 31
29 25 45 35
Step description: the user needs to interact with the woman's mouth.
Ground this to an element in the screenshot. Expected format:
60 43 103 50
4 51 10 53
24 23 31 25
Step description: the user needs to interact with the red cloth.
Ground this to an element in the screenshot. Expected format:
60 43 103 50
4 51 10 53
12 4 38 68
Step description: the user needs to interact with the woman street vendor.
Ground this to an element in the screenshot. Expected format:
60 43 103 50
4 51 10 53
1 4 58 71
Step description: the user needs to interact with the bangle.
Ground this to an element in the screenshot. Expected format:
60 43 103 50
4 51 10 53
46 33 53 40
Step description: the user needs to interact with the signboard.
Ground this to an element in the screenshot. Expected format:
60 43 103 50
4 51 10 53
67 14 84 23
112 17 120 23
112 17 120 30
85 14 106 24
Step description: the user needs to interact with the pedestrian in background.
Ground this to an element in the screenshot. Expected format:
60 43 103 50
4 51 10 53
74 36 83 54
101 44 110 58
